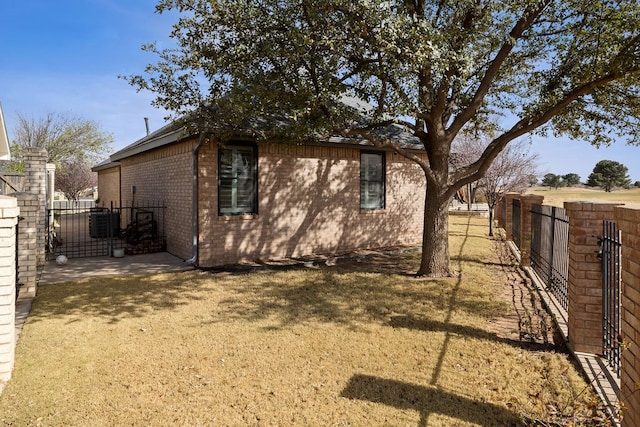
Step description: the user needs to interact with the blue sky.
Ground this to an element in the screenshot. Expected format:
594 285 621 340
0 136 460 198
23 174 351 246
0 1 174 156
1 0 639 182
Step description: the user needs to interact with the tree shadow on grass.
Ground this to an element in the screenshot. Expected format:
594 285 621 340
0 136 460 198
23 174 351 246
209 217 510 329
26 254 505 330
27 271 206 325
211 267 507 330
389 315 558 352
341 374 520 427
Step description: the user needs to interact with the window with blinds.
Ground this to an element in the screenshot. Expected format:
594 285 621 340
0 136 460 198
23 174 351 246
360 152 385 210
218 144 257 215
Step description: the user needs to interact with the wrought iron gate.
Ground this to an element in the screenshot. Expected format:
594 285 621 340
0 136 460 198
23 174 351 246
46 200 167 260
598 220 622 377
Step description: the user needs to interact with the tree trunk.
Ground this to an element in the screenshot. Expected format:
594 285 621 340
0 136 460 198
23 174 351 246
417 188 452 277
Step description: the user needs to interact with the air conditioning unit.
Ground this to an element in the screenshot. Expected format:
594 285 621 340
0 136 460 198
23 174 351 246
89 211 120 238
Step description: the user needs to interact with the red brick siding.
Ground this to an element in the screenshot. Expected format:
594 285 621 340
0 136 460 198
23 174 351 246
196 141 425 267
616 206 640 427
96 166 120 208
119 139 196 259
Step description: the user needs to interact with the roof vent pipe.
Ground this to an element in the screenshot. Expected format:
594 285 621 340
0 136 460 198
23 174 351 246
144 117 150 136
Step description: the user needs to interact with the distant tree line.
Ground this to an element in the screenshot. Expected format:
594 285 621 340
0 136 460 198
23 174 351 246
540 173 581 189
540 160 637 192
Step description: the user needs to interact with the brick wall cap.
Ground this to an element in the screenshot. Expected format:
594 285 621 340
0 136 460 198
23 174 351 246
615 204 640 212
0 197 17 209
564 200 624 210
520 194 544 202
520 194 544 199
11 193 38 200
23 147 48 156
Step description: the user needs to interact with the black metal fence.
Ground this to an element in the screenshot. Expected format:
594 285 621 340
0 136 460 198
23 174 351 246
46 200 166 259
530 204 569 311
599 220 622 377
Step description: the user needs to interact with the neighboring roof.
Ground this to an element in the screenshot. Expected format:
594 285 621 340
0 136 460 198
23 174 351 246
0 103 11 160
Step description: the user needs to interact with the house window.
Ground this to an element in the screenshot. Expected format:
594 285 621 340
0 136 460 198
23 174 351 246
360 152 385 210
218 144 258 215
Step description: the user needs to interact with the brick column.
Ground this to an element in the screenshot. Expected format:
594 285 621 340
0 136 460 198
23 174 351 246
23 148 47 267
0 196 19 382
615 206 640 427
519 195 544 267
495 196 504 229
503 192 520 241
564 202 620 354
14 193 38 297
46 163 55 212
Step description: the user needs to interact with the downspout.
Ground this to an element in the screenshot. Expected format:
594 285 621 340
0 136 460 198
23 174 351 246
186 133 205 264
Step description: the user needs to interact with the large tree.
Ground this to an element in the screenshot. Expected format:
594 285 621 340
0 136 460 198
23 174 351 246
10 112 112 168
452 135 538 236
586 159 631 192
129 0 640 277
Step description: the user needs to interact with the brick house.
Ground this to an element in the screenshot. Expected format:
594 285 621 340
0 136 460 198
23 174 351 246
94 123 427 267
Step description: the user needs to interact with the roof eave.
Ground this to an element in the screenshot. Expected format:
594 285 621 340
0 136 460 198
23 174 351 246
92 160 121 172
110 128 188 161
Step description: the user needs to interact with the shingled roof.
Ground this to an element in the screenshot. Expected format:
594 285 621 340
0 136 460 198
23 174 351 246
97 96 423 167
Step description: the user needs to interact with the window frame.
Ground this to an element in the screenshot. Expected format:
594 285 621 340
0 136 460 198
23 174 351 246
360 151 386 211
217 142 258 216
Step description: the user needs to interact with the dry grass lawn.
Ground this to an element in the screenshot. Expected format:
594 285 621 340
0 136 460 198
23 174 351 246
0 217 607 426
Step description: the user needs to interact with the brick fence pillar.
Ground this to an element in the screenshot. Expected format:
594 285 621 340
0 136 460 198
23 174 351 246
14 193 38 297
519 195 544 267
503 192 520 241
564 202 621 354
22 148 47 268
615 206 640 427
0 196 19 382
45 163 56 232
495 196 504 229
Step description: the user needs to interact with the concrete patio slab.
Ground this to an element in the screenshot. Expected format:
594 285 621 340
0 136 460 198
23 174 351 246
38 252 194 285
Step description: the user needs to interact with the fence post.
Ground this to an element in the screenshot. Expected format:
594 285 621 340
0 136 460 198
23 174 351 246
519 195 544 267
503 192 520 241
0 196 19 382
615 206 640 427
22 148 48 268
496 196 504 229
14 193 38 297
564 201 620 354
